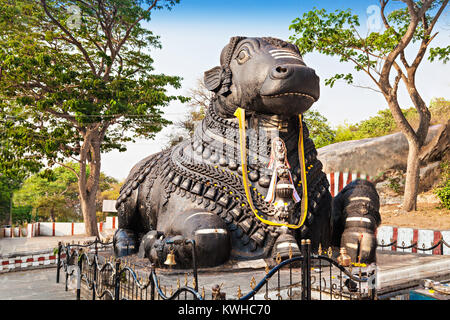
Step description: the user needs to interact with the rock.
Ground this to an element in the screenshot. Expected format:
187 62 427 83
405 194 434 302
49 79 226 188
418 161 441 193
317 124 448 177
417 193 440 204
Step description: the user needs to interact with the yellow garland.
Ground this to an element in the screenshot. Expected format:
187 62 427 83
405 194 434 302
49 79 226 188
234 107 308 229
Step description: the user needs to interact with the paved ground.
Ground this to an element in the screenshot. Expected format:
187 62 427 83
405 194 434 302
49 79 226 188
0 235 97 257
0 268 76 300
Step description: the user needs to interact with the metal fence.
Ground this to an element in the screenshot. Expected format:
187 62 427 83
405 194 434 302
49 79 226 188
378 237 450 254
56 238 376 300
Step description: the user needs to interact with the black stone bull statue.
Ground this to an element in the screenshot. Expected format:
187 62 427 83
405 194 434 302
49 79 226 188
113 36 381 268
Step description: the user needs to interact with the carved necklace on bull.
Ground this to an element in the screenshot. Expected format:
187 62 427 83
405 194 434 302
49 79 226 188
234 108 308 229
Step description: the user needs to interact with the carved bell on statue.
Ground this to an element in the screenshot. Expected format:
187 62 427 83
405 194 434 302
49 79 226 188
164 247 176 266
275 169 295 199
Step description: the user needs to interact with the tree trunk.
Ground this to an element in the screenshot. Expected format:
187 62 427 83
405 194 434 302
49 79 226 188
80 192 99 236
78 130 101 237
403 138 421 211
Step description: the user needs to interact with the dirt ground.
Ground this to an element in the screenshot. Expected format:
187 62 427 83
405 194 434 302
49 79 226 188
380 202 450 230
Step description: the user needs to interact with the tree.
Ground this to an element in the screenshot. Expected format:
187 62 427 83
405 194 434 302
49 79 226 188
0 111 42 224
14 163 118 222
289 0 449 211
0 0 187 235
302 110 336 148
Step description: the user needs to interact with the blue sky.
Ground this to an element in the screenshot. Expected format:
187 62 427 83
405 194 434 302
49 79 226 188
101 0 450 180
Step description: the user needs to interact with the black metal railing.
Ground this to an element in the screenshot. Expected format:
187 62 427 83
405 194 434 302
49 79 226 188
236 240 376 301
56 238 376 300
378 237 450 254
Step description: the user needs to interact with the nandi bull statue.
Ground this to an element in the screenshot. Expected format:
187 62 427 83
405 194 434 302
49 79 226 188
113 36 381 268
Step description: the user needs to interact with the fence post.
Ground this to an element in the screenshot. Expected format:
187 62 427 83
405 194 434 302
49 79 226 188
95 238 98 258
92 257 97 301
114 259 121 300
300 239 306 300
56 241 62 283
305 239 312 300
76 250 83 300
150 264 155 300
186 239 199 294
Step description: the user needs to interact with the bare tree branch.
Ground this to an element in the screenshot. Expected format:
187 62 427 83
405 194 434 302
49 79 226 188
40 0 98 75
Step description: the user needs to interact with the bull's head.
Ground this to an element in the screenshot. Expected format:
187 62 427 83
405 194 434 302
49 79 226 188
204 36 320 117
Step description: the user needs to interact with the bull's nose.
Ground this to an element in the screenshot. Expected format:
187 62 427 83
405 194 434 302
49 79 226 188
270 64 294 80
260 63 320 100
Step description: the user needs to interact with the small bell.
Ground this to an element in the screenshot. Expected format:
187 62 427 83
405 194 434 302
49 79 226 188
337 247 351 267
164 247 176 267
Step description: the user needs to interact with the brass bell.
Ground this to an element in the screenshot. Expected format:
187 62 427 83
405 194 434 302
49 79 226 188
164 247 176 266
337 247 351 267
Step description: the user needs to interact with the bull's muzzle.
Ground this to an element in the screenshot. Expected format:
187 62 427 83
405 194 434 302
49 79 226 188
260 64 320 102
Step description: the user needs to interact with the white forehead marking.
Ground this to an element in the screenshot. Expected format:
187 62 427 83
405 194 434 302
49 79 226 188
270 52 298 57
269 49 296 54
273 55 303 61
269 49 303 61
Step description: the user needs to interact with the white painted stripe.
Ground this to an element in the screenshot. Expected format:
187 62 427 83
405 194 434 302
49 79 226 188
195 228 228 235
343 172 349 188
270 52 300 57
441 231 450 255
269 49 295 53
376 225 393 251
277 242 299 249
349 196 371 202
346 243 358 249
346 217 372 223
276 184 294 189
334 172 340 197
273 56 303 61
418 229 434 255
397 228 414 253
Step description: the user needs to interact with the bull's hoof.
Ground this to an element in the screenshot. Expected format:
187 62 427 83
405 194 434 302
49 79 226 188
340 228 377 264
113 229 138 257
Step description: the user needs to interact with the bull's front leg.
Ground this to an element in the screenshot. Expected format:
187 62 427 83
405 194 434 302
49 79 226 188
332 179 381 264
139 209 231 268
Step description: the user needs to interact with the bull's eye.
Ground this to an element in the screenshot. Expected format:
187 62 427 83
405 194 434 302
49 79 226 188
236 49 250 64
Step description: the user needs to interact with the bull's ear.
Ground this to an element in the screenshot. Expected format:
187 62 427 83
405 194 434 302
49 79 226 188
203 66 222 92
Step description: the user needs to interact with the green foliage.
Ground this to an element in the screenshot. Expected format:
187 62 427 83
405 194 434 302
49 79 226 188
326 101 448 145
434 161 450 210
429 97 450 123
435 180 450 210
302 109 336 148
333 122 360 143
388 177 402 194
12 205 33 224
289 4 448 88
0 0 185 162
429 45 450 63
13 163 117 222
